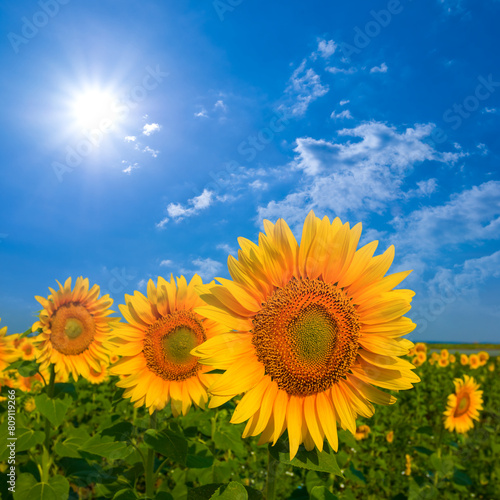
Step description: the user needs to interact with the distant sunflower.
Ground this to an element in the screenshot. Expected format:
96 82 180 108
0 320 16 371
417 351 426 364
111 275 226 416
193 212 419 458
405 454 412 476
443 375 483 433
355 425 371 440
87 362 108 385
20 337 37 360
412 356 422 367
460 354 469 366
386 430 394 443
431 352 440 361
478 351 489 366
415 343 427 353
488 363 495 372
469 354 480 369
449 354 456 364
438 357 449 368
33 277 116 381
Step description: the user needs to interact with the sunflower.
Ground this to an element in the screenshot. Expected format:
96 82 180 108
111 275 226 416
20 337 37 361
478 351 489 366
460 354 469 366
193 212 419 458
405 454 412 476
415 342 426 353
488 363 495 372
429 358 436 366
443 375 483 433
412 356 422 367
0 320 17 371
438 357 449 368
386 430 394 443
469 354 480 369
32 277 116 381
431 352 440 361
355 424 371 440
24 397 36 413
449 354 456 364
417 351 426 364
440 349 449 359
87 362 108 385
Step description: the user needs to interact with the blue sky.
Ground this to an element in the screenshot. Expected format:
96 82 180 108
0 0 499 342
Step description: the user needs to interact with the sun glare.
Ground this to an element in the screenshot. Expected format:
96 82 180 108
71 89 116 129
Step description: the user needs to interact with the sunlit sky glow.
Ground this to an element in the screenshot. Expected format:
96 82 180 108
0 0 499 342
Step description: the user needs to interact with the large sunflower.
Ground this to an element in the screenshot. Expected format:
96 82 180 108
111 275 226 416
193 212 419 458
32 277 116 381
443 375 483 433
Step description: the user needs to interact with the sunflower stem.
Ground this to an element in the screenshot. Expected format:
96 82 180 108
145 411 157 498
43 364 56 452
266 449 278 500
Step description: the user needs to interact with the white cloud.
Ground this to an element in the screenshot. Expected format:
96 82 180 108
340 100 350 106
183 257 223 281
142 146 159 158
194 106 208 118
258 121 461 227
282 59 329 117
157 189 214 227
483 107 497 114
214 100 227 112
137 279 147 290
143 123 160 136
159 259 173 267
216 243 236 255
316 38 337 59
392 181 500 252
477 143 488 155
330 109 353 120
326 66 357 75
405 178 438 198
370 62 388 73
124 136 136 142
249 179 269 190
122 161 140 175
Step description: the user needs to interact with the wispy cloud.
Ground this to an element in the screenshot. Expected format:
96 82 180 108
281 59 329 117
122 161 140 175
339 99 350 106
143 146 159 158
330 109 353 119
159 259 173 267
194 106 209 118
124 136 136 142
143 123 160 136
258 121 462 227
214 99 227 112
315 38 337 59
181 257 223 281
370 62 388 73
156 189 214 227
326 66 357 75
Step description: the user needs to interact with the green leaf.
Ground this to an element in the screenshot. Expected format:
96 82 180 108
413 446 434 456
54 427 91 458
112 488 139 500
34 393 72 427
101 421 134 440
15 427 46 452
309 486 338 500
209 481 248 500
13 473 69 500
344 463 366 484
144 428 188 465
187 440 214 468
204 369 226 375
452 468 472 486
53 383 77 400
79 434 131 460
430 453 454 478
269 436 342 475
416 426 434 436
338 430 357 448
213 427 246 456
18 360 40 377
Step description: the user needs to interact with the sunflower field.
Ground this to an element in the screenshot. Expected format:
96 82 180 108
1 213 499 500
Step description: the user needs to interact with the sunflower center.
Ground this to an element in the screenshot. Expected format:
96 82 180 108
143 310 206 381
454 393 471 417
50 303 96 355
252 278 360 397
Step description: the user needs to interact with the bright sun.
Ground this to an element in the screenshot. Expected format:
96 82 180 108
71 89 116 129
